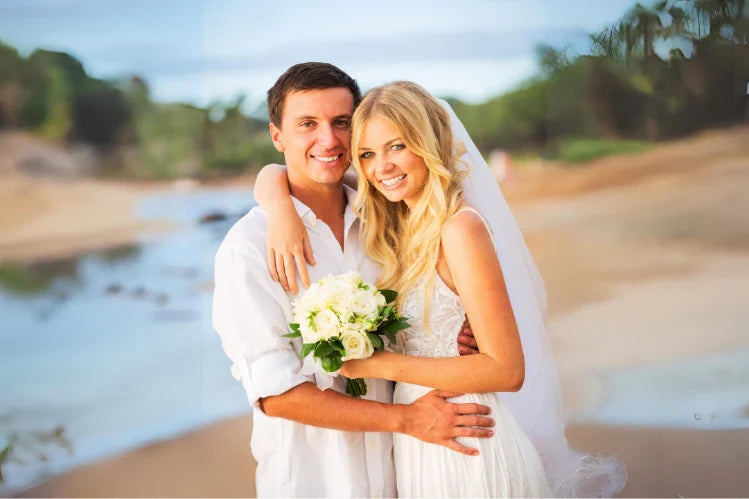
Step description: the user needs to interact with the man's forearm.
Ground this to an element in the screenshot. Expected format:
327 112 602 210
260 382 405 433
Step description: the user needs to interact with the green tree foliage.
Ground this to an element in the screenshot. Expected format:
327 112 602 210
202 96 283 172
448 0 748 161
2 0 746 174
0 41 280 178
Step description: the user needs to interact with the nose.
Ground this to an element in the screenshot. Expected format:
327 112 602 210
316 122 339 149
375 152 394 175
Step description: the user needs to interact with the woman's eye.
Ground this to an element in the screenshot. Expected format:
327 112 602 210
391 143 405 151
360 151 374 159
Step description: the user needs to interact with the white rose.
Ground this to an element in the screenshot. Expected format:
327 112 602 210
299 312 324 343
341 330 374 361
350 289 379 321
293 300 311 324
374 291 387 307
307 282 330 311
313 308 341 340
328 284 353 321
342 271 364 289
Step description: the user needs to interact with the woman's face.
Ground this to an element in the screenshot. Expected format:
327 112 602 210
357 114 428 208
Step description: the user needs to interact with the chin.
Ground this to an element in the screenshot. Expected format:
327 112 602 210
380 192 404 204
315 172 345 185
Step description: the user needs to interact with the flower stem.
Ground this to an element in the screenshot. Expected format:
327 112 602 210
346 377 367 397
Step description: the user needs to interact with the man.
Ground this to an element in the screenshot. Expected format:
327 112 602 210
213 62 493 497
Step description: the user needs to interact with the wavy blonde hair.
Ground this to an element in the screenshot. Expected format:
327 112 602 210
351 81 467 323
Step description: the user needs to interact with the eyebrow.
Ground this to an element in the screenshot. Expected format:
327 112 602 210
292 114 352 121
358 136 401 150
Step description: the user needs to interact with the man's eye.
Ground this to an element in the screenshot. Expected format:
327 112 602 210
360 151 374 159
335 119 351 128
300 121 315 128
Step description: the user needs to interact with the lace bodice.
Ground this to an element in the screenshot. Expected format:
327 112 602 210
396 275 466 358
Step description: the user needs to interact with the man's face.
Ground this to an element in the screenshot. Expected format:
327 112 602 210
270 87 354 189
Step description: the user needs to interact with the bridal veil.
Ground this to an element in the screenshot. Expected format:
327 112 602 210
441 100 627 497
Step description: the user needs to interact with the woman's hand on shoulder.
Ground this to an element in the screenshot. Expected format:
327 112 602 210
254 163 316 294
266 200 315 294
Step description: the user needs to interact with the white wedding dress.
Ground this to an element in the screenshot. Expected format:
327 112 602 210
393 211 553 498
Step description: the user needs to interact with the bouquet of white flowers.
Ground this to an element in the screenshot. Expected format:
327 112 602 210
283 271 409 397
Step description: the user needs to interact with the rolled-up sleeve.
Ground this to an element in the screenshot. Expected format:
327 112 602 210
213 243 313 410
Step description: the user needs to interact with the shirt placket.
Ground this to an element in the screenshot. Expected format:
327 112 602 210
345 218 384 497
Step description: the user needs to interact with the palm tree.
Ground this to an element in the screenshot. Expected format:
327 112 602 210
628 2 665 59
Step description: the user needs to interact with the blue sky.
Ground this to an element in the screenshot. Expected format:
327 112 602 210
0 0 637 109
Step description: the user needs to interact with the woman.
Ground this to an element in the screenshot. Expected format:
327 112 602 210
256 81 626 497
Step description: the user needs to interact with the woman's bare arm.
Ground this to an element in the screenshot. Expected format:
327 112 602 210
340 210 523 392
253 164 315 293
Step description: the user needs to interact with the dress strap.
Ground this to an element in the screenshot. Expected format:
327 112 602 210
448 206 495 241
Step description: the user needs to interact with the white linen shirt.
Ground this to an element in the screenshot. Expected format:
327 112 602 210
212 185 396 498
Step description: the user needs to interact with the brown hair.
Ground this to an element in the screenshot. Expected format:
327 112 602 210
266 62 362 127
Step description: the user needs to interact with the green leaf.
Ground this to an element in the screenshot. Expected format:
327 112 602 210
384 330 397 345
315 341 334 357
380 289 398 303
301 342 315 358
380 319 410 335
283 323 302 338
378 305 393 321
330 338 346 356
321 355 343 372
367 332 384 351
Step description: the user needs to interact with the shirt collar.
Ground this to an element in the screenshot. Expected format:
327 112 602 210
289 184 359 234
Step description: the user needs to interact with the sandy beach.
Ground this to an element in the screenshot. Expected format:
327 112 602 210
7 126 749 497
0 132 254 264
20 418 749 498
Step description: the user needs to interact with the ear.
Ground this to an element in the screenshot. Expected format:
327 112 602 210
269 122 285 152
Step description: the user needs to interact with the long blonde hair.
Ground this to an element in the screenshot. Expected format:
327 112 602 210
351 81 467 321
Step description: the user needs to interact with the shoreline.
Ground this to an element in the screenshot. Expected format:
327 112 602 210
0 173 254 265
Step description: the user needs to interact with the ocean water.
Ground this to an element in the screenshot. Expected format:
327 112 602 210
571 348 749 430
0 188 254 495
1 187 747 494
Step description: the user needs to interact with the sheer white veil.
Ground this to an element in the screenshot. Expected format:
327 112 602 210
440 99 627 497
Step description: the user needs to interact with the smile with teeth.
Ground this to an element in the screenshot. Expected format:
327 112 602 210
381 174 406 188
313 154 343 163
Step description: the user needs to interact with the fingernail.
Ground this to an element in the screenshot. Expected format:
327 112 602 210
488 430 494 437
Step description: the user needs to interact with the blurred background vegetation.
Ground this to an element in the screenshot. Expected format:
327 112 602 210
0 0 746 178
